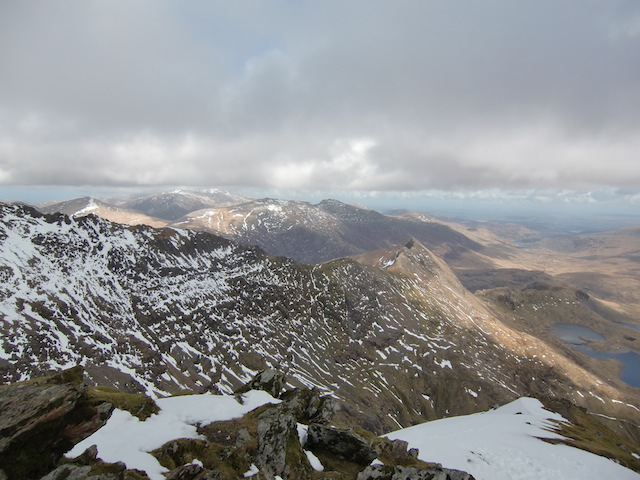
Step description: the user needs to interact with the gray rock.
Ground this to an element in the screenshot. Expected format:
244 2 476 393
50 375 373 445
235 369 287 398
255 403 298 478
39 462 129 480
281 388 339 425
165 463 204 480
236 427 252 447
0 366 114 479
71 444 99 465
356 465 475 480
307 425 377 466
40 464 93 480
197 473 222 480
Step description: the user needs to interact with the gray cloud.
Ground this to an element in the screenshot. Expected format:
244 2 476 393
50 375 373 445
1 1 639 196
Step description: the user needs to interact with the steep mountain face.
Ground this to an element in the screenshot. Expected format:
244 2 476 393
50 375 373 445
170 197 482 264
37 196 168 228
121 189 252 221
0 203 637 437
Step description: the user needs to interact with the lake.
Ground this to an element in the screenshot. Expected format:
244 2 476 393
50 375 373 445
552 322 640 388
551 322 605 345
617 321 640 332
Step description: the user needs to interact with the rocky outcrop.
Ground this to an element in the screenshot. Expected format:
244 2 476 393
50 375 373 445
280 387 339 425
152 371 476 480
164 463 218 480
255 402 309 479
0 367 477 480
0 367 162 479
0 367 114 479
307 425 377 466
39 460 134 480
234 369 287 398
357 465 475 480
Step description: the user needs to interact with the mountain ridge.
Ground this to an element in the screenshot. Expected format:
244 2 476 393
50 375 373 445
1 202 637 440
169 197 482 264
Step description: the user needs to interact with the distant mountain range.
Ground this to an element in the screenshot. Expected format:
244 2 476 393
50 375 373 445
37 196 168 228
118 189 253 221
37 189 252 223
38 190 483 264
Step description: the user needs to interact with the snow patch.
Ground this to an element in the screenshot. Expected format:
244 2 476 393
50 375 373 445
305 450 324 471
243 464 259 477
68 391 280 480
386 397 639 480
297 423 308 446
436 359 453 369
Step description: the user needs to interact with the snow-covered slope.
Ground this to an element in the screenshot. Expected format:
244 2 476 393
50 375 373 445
387 397 640 480
37 196 168 228
0 203 637 435
122 189 252 221
169 197 481 264
68 394 640 480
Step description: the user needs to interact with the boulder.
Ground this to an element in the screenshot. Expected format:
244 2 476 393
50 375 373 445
372 438 419 463
39 461 130 480
306 425 377 466
280 387 339 424
255 402 310 479
235 369 287 398
356 465 475 480
0 366 114 479
164 463 205 480
39 464 92 480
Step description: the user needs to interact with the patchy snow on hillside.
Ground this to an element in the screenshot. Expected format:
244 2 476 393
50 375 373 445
68 390 280 480
386 397 640 480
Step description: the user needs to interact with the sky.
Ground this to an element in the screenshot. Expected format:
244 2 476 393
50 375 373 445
1 1 640 216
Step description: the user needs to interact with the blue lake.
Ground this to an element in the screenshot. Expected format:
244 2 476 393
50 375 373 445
575 345 640 388
552 322 640 388
617 321 640 332
551 322 605 345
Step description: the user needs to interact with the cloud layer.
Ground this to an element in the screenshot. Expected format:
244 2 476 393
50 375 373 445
1 1 639 193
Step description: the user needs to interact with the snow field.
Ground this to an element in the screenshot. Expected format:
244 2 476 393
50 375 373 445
68 391 281 480
386 397 640 480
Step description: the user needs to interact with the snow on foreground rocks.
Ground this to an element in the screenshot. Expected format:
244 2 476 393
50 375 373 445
68 390 280 480
386 397 639 480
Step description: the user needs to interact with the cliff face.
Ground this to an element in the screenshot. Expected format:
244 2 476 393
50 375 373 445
0 203 637 436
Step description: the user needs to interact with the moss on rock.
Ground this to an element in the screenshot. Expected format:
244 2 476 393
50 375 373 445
87 386 159 420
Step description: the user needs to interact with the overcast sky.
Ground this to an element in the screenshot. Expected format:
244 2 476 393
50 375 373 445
1 1 640 210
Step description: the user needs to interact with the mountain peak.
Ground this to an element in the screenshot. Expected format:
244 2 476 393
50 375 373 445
122 189 251 220
404 237 423 250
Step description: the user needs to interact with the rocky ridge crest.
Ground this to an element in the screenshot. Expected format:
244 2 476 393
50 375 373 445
0 368 476 480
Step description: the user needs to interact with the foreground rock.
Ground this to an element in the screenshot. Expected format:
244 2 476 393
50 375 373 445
0 367 158 480
0 367 475 480
0 367 114 479
153 370 476 480
357 465 474 480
